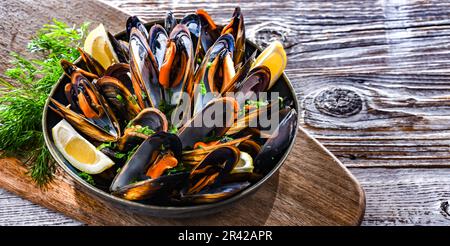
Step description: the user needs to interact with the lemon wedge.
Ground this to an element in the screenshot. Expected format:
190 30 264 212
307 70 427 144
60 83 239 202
252 41 287 89
231 151 254 174
52 119 114 174
83 24 119 69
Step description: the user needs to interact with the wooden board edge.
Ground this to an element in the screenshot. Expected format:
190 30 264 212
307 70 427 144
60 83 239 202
298 126 366 225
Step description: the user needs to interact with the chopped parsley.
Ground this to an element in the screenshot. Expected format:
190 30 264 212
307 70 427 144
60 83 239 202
135 126 155 136
169 124 178 134
246 100 268 108
126 145 139 161
78 172 95 186
128 95 138 105
199 79 207 95
158 99 176 116
165 162 187 175
220 135 234 143
114 152 126 159
141 90 147 100
97 141 116 151
116 94 124 103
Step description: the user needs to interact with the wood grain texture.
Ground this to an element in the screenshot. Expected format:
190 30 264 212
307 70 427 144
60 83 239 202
0 127 365 225
0 0 126 76
354 168 450 225
100 0 450 167
2 0 450 225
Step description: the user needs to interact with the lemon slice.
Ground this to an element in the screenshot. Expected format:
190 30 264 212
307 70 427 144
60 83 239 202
52 119 114 174
231 151 254 174
252 41 287 89
83 24 119 69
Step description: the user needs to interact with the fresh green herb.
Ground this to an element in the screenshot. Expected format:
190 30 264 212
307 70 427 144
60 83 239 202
278 96 284 108
197 58 202 64
116 167 122 173
206 62 213 69
135 126 155 136
126 120 134 129
97 141 116 151
169 124 178 134
128 95 137 105
126 145 139 161
165 162 187 175
158 99 176 117
141 91 147 100
199 79 207 95
220 135 234 143
104 125 111 132
78 172 95 186
114 152 126 159
129 177 141 185
246 100 268 108
116 94 124 103
0 19 89 186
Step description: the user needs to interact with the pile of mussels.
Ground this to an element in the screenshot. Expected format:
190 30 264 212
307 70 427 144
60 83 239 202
49 8 297 205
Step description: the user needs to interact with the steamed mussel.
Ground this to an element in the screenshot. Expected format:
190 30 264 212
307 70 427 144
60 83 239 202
49 8 297 206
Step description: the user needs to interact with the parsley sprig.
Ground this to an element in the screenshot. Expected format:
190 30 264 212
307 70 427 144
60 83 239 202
0 19 89 186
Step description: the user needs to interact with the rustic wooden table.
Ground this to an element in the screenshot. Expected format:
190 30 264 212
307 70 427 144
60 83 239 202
1 0 450 225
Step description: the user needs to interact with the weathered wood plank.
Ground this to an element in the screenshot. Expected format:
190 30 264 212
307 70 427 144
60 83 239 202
2 167 450 225
101 0 450 167
352 168 450 225
0 0 126 76
0 189 81 226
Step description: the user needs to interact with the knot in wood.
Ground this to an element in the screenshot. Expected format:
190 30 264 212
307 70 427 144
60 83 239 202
441 201 450 217
254 27 288 47
314 87 362 117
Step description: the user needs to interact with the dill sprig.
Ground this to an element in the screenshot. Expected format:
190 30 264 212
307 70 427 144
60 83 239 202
0 19 89 187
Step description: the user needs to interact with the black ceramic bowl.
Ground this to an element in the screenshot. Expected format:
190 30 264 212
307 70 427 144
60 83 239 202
42 20 299 218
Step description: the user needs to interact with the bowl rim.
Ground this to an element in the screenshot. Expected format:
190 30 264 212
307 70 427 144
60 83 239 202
42 19 300 215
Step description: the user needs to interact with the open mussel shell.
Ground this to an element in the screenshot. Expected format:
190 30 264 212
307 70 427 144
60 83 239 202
130 107 168 132
254 107 298 174
148 24 168 69
51 71 121 142
234 66 271 100
110 132 185 201
192 34 236 114
126 16 149 40
164 11 177 34
129 28 163 108
178 97 238 149
180 182 250 204
108 32 129 63
182 135 251 167
180 13 202 70
221 7 245 67
159 24 194 91
49 98 118 142
196 9 221 56
78 48 106 76
61 59 99 81
104 63 133 92
117 108 168 151
179 146 242 203
95 76 141 123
